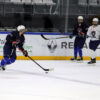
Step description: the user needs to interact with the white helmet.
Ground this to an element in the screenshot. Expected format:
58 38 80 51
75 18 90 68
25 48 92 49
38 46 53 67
93 18 99 22
78 16 83 20
17 25 26 32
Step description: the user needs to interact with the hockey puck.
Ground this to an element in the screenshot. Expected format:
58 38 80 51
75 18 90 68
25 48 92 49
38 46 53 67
45 71 48 74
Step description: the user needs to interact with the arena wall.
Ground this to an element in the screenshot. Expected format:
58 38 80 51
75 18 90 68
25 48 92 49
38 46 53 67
0 32 100 60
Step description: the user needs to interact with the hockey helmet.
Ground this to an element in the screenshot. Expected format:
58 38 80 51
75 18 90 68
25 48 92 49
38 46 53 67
93 18 99 22
17 25 26 32
78 16 84 20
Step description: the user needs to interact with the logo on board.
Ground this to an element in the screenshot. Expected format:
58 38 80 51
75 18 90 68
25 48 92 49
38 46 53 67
47 39 57 53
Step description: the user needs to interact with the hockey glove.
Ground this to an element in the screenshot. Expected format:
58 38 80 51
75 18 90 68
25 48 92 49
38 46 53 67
69 35 73 39
78 32 85 38
23 50 28 57
81 32 85 36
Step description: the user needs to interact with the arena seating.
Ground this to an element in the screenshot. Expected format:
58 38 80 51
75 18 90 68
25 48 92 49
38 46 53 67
78 0 87 5
33 0 43 5
10 0 22 4
78 0 99 6
42 0 56 5
22 0 32 4
89 0 98 6
10 0 55 5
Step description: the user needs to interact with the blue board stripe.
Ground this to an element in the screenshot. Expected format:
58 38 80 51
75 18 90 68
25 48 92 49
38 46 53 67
0 32 72 35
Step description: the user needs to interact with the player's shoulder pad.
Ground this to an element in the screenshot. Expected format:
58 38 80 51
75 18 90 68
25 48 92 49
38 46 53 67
11 31 18 36
11 31 18 34
8 32 13 37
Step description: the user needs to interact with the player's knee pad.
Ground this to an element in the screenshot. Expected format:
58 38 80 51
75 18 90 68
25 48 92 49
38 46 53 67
10 57 16 63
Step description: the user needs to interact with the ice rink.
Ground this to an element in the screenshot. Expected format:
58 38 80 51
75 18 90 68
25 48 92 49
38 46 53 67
0 60 100 100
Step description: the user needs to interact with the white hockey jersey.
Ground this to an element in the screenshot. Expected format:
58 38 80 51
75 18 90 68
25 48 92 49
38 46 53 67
87 25 100 40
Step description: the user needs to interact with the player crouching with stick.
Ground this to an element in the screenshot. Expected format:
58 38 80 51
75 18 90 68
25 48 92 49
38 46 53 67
0 25 28 70
87 18 100 64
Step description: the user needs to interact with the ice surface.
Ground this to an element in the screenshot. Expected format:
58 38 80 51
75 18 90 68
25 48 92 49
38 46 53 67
0 60 100 100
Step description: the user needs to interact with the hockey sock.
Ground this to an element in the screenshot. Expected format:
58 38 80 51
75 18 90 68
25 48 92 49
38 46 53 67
90 50 96 59
77 47 82 58
74 47 78 58
1 57 10 66
1 57 15 66
10 57 16 63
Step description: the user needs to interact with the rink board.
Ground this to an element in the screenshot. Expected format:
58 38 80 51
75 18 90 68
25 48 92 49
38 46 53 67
0 32 100 60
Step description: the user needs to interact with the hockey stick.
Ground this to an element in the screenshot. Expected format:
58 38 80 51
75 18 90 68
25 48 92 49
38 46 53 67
28 56 54 72
41 34 69 40
87 35 97 38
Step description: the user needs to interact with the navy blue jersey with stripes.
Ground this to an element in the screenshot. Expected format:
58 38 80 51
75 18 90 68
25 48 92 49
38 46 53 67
0 31 26 69
73 22 88 48
73 22 88 37
5 31 25 51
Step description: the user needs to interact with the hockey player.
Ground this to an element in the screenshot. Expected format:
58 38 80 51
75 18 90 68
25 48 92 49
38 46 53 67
70 16 88 61
87 18 100 64
0 25 28 70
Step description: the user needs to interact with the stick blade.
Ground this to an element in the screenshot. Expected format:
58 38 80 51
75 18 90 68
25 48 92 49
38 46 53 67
44 68 54 72
49 68 54 71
